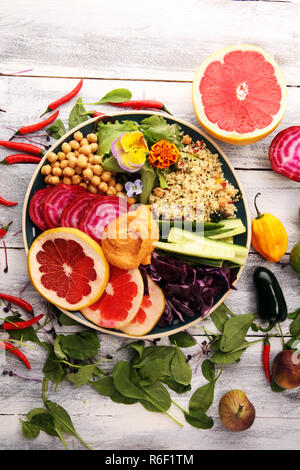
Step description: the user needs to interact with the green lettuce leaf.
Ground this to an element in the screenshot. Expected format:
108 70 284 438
139 115 183 149
97 120 139 157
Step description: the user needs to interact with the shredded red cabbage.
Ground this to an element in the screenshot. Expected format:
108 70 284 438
146 252 237 327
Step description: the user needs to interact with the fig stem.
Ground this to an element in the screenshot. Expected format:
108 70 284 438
237 404 244 416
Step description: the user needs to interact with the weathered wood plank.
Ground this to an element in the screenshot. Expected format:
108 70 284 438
1 0 300 85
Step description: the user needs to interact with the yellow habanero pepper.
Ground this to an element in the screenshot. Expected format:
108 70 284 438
251 193 288 263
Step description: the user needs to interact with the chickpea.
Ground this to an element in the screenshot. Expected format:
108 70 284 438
74 131 83 142
83 167 93 180
182 134 192 145
41 164 52 176
75 166 83 175
68 156 78 169
92 164 103 176
87 133 98 143
52 161 60 168
60 159 69 170
88 184 98 194
79 144 91 156
52 167 63 177
108 177 116 187
66 152 75 160
49 176 60 185
61 142 72 154
117 191 125 198
44 175 52 184
106 186 117 196
71 175 82 185
91 154 101 165
153 187 164 197
63 177 72 185
90 143 98 153
57 151 66 161
80 182 88 189
47 152 58 163
74 150 80 157
115 183 124 192
63 167 75 177
127 197 136 205
80 138 88 147
69 139 80 150
98 182 108 193
77 155 88 169
101 171 112 183
88 154 96 165
91 175 101 187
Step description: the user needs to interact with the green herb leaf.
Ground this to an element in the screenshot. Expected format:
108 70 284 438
210 304 231 332
201 359 216 382
140 160 157 204
270 376 285 393
156 168 169 189
60 331 100 360
4 315 41 345
47 119 66 139
169 331 197 348
160 376 191 394
68 97 88 130
101 154 125 172
290 315 300 338
97 120 139 157
91 376 138 404
118 340 145 360
113 361 148 401
53 335 68 360
88 88 132 105
27 408 58 437
43 350 67 385
20 419 40 439
189 381 215 413
170 346 192 386
220 314 256 352
210 342 249 364
139 115 183 149
184 410 214 429
141 381 171 412
68 363 99 387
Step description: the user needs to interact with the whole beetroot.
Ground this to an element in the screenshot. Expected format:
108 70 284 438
272 350 300 389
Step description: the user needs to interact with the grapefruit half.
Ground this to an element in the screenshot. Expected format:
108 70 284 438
192 45 287 145
28 227 109 311
120 276 165 336
81 266 144 329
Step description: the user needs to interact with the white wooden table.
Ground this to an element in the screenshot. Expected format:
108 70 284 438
1 0 300 451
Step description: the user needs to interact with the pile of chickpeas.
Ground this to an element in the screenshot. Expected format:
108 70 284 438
41 130 135 201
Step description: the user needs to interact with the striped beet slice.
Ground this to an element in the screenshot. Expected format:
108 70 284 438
29 186 53 231
42 184 86 229
78 196 129 243
60 192 99 228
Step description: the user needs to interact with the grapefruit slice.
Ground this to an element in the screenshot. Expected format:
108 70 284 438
28 227 109 311
192 45 287 145
81 266 144 329
120 276 165 336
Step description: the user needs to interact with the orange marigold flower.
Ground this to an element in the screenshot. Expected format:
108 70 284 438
148 140 180 169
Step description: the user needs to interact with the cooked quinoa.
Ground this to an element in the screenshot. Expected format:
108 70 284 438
149 138 239 222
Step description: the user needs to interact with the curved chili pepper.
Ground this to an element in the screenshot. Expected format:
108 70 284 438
0 141 44 157
0 221 12 238
0 294 33 314
263 337 271 383
0 154 42 165
0 341 31 369
40 79 83 117
110 100 172 114
3 313 44 330
0 196 18 207
10 111 59 140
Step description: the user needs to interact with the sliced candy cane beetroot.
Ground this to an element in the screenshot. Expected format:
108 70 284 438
60 192 99 228
81 266 144 329
269 126 300 182
78 196 129 243
43 184 86 229
29 186 53 231
120 276 165 336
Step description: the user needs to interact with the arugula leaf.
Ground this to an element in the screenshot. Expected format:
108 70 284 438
87 88 132 105
43 349 67 385
47 119 66 139
68 97 88 130
68 363 99 387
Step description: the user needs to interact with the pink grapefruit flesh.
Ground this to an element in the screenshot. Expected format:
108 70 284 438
192 45 287 145
121 276 165 336
28 227 109 311
81 266 144 329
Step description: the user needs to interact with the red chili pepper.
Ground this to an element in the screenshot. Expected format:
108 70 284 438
0 154 42 165
0 141 44 157
40 79 83 117
0 293 33 314
263 337 271 383
0 221 12 239
0 196 18 207
0 341 31 369
10 111 59 140
110 100 172 114
3 313 44 330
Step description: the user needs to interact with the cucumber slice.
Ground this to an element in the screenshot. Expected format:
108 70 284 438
154 240 236 262
156 219 224 240
205 218 246 239
155 249 223 267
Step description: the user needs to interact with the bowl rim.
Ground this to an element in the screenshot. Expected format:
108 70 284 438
22 110 251 339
